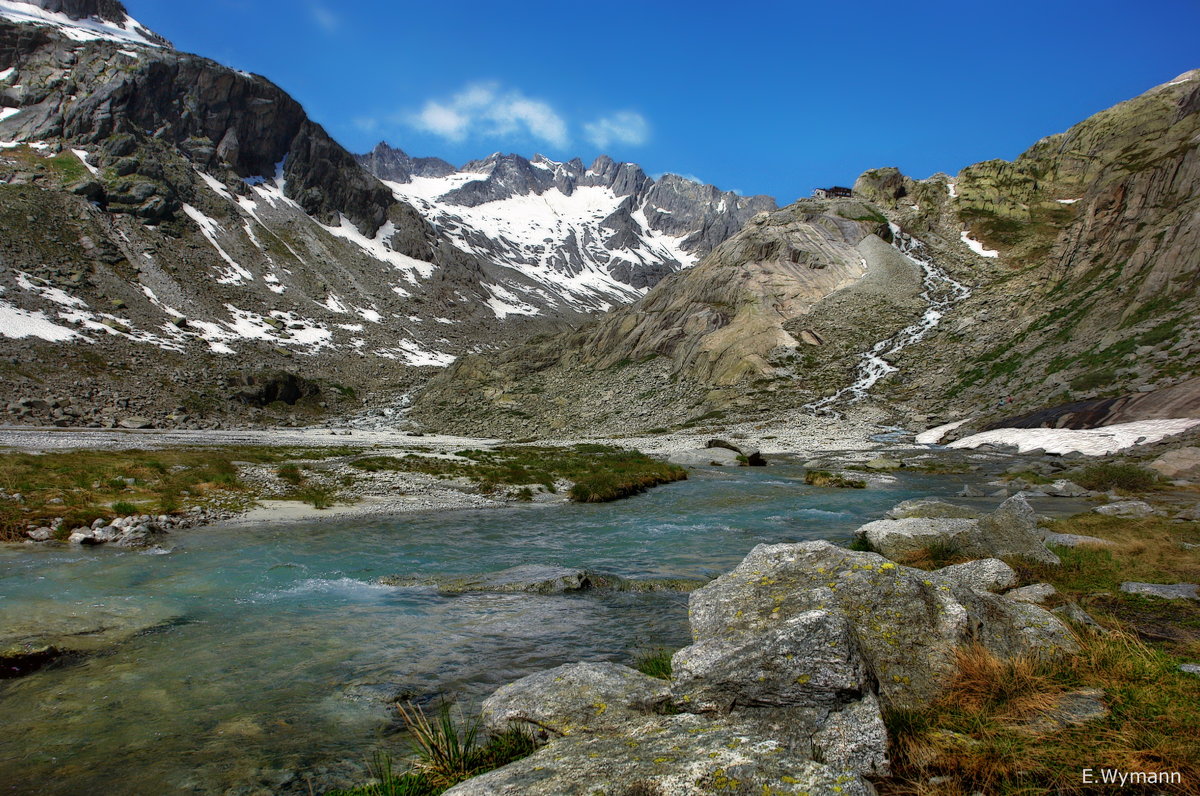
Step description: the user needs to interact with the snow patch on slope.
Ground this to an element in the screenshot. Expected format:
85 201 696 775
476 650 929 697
949 419 1200 456
0 1 163 47
960 230 999 258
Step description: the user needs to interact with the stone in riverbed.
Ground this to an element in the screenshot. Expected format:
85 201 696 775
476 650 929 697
1 599 181 678
383 565 592 594
886 498 979 520
857 495 1059 566
378 565 705 594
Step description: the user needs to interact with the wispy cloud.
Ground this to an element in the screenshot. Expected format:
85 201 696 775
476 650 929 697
409 83 569 149
583 111 650 149
308 1 339 33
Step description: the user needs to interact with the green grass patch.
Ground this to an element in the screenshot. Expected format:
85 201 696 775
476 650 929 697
294 485 338 509
1068 462 1160 492
0 445 362 541
328 703 538 796
277 463 305 486
351 445 686 503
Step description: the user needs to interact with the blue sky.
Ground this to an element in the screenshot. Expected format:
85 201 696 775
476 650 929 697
128 0 1198 203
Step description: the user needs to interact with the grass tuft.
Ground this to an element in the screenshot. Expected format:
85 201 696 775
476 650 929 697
1069 462 1160 492
804 470 866 489
352 445 685 504
632 648 674 680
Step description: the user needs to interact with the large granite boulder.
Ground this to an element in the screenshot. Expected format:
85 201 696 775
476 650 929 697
857 495 1060 565
451 538 1082 793
444 712 875 795
671 608 887 776
480 662 671 738
1150 447 1200 481
686 541 1077 709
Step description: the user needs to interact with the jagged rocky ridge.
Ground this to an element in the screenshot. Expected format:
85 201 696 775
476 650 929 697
0 2 770 427
357 143 776 311
413 72 1200 437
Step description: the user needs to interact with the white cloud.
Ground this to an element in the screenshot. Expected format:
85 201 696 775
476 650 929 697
409 83 569 149
309 2 339 32
583 111 650 149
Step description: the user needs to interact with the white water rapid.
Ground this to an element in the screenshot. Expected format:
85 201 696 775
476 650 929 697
806 223 971 416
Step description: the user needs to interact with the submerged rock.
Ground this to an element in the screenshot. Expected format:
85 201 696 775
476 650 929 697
1 599 181 678
379 565 706 594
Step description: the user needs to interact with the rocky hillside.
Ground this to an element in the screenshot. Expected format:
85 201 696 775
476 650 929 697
862 70 1200 433
412 72 1200 437
358 144 776 312
410 197 948 436
0 1 772 430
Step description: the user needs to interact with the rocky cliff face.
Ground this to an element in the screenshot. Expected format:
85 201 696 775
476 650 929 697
872 70 1200 433
0 10 569 428
360 145 777 311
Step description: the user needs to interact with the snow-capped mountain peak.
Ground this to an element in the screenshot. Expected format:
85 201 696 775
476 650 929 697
358 144 776 314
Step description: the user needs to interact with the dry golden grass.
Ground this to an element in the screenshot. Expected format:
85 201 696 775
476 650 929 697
880 633 1200 795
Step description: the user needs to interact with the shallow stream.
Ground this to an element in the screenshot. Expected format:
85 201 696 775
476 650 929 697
0 464 1007 794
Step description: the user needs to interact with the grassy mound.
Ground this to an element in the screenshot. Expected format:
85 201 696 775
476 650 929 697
352 444 686 503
